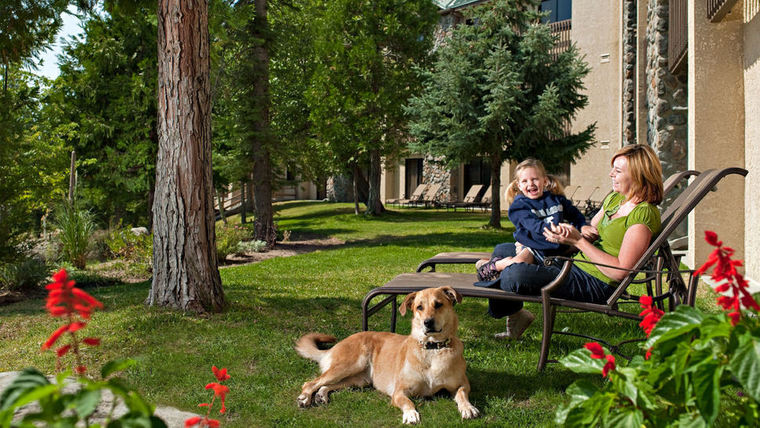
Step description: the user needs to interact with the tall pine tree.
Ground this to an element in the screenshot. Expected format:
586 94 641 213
406 0 594 227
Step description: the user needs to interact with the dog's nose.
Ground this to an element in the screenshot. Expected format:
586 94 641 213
423 318 436 330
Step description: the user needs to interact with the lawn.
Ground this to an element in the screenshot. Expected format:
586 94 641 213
0 201 693 427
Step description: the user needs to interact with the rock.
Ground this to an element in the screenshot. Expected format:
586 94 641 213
131 227 150 236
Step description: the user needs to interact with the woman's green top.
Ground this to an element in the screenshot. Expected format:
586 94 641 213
574 192 662 286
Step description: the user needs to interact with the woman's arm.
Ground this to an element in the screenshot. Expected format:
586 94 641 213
544 223 652 282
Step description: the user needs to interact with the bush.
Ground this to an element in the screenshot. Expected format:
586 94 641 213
236 239 268 254
102 224 153 263
216 224 249 262
0 257 49 292
556 232 760 427
51 201 95 269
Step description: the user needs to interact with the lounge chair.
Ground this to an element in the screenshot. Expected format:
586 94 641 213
396 184 428 208
361 167 748 370
417 183 442 208
445 184 485 211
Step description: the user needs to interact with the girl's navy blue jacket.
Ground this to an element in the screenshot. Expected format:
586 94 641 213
508 192 586 255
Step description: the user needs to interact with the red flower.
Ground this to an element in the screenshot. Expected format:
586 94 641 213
584 342 605 359
82 337 100 346
42 324 70 350
56 344 72 357
206 419 220 428
602 354 616 377
638 295 664 336
212 366 230 382
185 416 202 427
75 365 87 374
645 347 653 360
696 232 760 325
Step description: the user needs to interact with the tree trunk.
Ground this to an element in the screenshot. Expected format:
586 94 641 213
489 152 502 228
240 181 247 223
216 188 227 224
352 162 361 215
364 149 385 216
151 0 224 313
251 0 276 247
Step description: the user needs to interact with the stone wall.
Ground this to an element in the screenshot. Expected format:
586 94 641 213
422 156 452 203
646 0 688 181
325 175 353 202
622 0 637 144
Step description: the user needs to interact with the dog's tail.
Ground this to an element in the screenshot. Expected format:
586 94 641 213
295 333 337 363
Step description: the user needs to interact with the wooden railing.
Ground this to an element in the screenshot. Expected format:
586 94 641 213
668 0 687 73
707 0 739 21
549 19 572 61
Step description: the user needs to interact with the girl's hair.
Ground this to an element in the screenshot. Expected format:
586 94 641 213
505 158 565 205
612 144 664 204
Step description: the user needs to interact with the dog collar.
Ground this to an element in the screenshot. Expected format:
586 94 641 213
421 339 451 350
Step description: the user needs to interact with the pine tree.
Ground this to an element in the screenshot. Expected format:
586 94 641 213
406 0 595 227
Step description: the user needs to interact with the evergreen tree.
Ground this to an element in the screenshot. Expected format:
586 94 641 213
406 0 595 227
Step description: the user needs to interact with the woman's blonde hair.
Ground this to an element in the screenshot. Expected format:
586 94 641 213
505 158 565 205
612 144 664 204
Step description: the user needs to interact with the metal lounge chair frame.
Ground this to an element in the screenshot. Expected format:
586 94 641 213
361 167 747 370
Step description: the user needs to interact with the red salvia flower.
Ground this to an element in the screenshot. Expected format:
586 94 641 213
584 342 605 359
185 416 202 427
212 366 230 382
41 269 103 375
696 231 760 326
602 354 616 377
638 295 664 336
645 347 653 360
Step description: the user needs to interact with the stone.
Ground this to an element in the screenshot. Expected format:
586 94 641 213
130 227 149 236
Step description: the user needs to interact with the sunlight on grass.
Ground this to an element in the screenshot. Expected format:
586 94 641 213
0 201 701 427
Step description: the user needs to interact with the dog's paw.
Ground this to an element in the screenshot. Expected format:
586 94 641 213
402 409 420 425
297 393 312 408
460 404 480 419
315 387 330 405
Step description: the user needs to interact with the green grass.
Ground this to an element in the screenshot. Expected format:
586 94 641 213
0 201 714 427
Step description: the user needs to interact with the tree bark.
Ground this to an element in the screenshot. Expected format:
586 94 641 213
364 149 385 216
352 162 361 215
240 180 247 223
151 0 224 313
250 0 276 247
489 152 502 228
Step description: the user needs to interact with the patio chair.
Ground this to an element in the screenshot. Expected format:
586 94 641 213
414 169 702 272
445 184 485 211
361 167 747 370
397 184 428 208
474 185 493 211
417 183 443 208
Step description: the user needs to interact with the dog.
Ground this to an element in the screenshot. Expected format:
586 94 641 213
295 286 479 424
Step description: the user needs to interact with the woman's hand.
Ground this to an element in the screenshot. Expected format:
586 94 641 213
543 223 582 246
581 225 599 242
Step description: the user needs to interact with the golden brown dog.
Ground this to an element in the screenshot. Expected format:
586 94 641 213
295 286 479 424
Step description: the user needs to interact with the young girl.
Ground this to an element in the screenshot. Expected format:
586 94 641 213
476 158 594 282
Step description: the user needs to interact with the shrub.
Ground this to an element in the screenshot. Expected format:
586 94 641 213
0 257 49 292
102 224 153 263
556 231 760 427
236 239 268 254
51 201 95 269
216 224 249 262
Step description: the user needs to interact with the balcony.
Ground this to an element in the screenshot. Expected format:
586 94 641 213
549 19 572 61
707 0 739 22
668 0 687 74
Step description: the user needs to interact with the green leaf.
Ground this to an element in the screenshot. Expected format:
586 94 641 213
559 348 604 374
730 336 760 401
122 391 154 416
73 388 101 419
646 305 704 350
677 411 707 428
101 359 137 379
692 361 722 425
607 407 644 428
612 367 639 404
564 392 614 426
0 368 53 411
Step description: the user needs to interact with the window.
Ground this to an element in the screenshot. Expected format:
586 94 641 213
540 0 571 23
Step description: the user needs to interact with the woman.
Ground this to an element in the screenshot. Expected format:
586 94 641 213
483 144 664 340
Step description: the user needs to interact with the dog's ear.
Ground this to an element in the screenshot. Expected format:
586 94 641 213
440 286 462 305
400 292 417 316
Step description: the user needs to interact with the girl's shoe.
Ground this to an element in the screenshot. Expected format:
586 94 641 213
476 258 502 282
